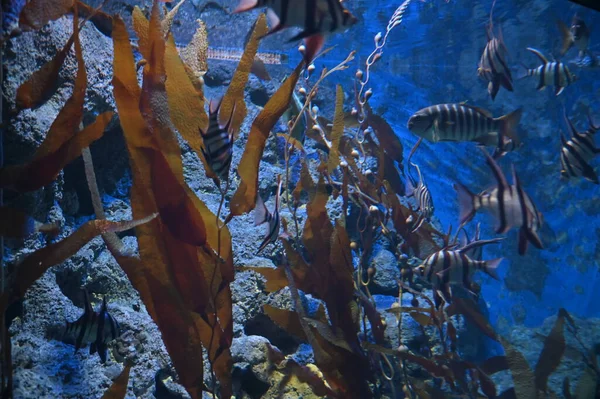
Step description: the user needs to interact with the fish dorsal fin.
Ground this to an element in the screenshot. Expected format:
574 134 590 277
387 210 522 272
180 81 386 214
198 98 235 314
460 103 493 118
459 237 504 253
526 47 549 64
274 175 283 214
410 162 425 185
481 147 510 190
82 289 93 316
100 296 108 314
563 110 578 137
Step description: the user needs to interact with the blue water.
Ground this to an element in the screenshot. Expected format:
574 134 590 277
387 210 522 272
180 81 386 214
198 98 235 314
307 0 600 329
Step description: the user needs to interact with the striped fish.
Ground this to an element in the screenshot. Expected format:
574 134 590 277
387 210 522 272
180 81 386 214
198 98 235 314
406 162 434 233
478 26 513 101
560 111 600 184
454 147 544 256
557 14 590 57
234 0 358 63
413 238 502 304
516 47 577 96
407 103 522 154
254 175 283 254
64 292 120 363
200 98 235 183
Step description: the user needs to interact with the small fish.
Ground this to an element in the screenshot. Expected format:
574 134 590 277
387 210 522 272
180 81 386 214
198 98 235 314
413 238 503 303
560 111 600 184
454 147 544 256
233 0 358 63
406 162 434 233
478 25 513 101
407 103 522 154
557 14 590 56
516 47 577 96
200 98 235 183
64 291 120 363
254 175 283 254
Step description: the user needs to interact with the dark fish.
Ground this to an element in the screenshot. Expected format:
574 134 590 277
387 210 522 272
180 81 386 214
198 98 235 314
560 111 600 184
557 15 590 56
406 162 434 233
516 47 577 96
64 291 120 363
454 147 544 256
413 238 503 303
200 98 235 183
478 25 513 101
254 175 282 254
407 103 522 154
234 0 358 63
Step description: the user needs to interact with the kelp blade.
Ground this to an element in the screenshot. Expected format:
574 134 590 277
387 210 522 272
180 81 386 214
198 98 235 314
19 0 73 32
0 111 113 192
100 363 132 399
229 61 303 217
220 14 268 132
113 16 206 399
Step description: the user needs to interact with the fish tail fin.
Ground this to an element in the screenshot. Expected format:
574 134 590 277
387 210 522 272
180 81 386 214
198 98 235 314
233 0 259 13
254 195 269 226
515 63 530 80
497 108 523 150
557 20 574 56
454 183 477 226
484 258 502 281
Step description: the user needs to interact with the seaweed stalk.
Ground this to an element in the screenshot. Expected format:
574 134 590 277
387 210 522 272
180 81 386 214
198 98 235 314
356 0 412 124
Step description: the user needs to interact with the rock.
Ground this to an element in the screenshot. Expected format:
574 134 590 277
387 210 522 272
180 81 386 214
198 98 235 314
369 248 401 296
498 313 600 396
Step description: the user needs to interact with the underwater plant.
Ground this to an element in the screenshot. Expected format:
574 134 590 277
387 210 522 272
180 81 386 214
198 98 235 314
1 0 599 398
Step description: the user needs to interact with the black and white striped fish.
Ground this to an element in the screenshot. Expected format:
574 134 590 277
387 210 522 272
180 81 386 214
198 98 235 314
200 98 235 183
478 25 513 101
407 103 522 155
64 291 120 363
560 111 600 184
516 47 577 96
557 14 590 57
234 0 358 63
406 162 434 233
254 175 283 254
413 238 502 303
454 147 544 256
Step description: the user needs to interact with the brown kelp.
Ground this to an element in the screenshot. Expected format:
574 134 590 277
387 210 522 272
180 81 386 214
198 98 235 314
100 362 131 399
2 0 594 397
